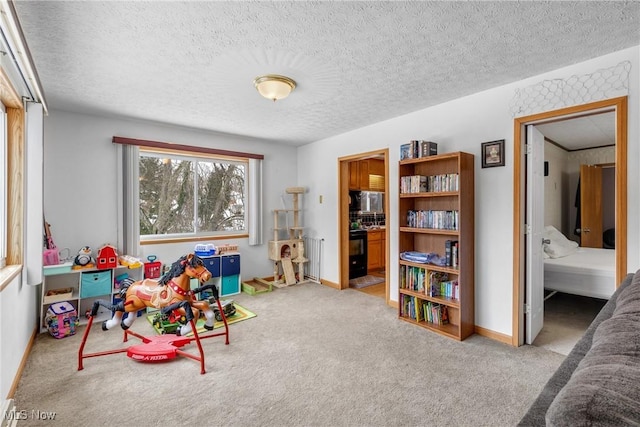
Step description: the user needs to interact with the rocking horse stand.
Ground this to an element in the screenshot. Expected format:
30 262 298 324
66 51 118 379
78 283 230 375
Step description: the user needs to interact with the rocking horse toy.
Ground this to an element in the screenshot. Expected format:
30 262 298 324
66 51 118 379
78 253 230 374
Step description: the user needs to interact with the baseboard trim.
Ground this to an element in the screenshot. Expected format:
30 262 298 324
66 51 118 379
474 325 513 345
320 278 340 290
6 326 38 398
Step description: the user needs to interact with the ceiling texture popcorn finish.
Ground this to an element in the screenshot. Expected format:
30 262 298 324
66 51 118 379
13 1 640 146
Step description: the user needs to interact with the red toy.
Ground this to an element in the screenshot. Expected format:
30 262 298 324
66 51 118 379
144 255 162 279
78 253 230 374
96 244 118 270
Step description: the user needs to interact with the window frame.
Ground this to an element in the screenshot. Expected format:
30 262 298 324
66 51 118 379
0 102 6 268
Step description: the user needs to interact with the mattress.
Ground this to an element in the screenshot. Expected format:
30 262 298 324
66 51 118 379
544 247 615 299
544 247 615 276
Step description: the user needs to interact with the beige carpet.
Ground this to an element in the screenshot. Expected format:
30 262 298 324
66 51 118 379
12 283 564 426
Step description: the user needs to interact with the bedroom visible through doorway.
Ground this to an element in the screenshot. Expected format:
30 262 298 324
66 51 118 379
513 96 628 348
528 113 616 346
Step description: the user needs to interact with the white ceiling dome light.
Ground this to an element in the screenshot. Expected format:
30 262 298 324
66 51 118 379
253 74 296 101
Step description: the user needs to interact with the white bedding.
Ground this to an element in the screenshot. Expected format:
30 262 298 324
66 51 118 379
544 247 616 299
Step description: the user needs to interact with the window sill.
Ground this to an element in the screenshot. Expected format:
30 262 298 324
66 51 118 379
140 234 248 245
0 264 23 292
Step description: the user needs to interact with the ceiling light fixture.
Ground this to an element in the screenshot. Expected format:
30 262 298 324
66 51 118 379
253 74 296 102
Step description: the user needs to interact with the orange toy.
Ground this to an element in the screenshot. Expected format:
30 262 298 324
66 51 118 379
78 253 230 374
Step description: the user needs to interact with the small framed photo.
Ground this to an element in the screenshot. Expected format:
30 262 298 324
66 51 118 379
481 139 505 168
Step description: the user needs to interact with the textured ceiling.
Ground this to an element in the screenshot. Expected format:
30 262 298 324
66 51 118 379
13 1 640 146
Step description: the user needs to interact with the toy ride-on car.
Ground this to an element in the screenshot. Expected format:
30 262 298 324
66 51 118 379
208 298 236 322
151 310 186 334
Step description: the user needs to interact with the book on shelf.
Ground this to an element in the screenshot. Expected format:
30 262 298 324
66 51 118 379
445 240 452 266
402 294 418 320
429 271 449 297
406 210 458 230
452 241 459 268
400 143 412 160
400 175 428 194
419 141 438 157
401 265 426 292
400 140 438 160
433 280 459 299
441 306 450 325
416 300 425 322
422 301 450 325
401 173 459 194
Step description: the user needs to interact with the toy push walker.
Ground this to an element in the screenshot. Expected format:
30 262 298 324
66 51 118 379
78 283 229 375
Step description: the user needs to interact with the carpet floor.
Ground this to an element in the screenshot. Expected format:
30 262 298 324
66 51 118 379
12 282 564 426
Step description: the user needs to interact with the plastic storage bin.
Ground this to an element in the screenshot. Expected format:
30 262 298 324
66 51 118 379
201 256 221 277
80 271 112 298
222 254 240 276
222 275 240 296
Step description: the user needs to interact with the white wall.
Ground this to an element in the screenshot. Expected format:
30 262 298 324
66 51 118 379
1 273 39 398
43 111 298 281
297 45 640 337
544 141 568 234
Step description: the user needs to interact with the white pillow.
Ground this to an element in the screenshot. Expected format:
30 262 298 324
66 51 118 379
543 225 578 259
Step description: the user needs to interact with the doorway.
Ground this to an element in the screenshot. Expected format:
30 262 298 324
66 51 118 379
338 149 390 303
512 97 628 347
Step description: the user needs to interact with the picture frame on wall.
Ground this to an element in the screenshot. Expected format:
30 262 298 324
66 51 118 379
481 139 505 168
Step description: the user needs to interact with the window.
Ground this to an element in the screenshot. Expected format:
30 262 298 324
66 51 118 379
139 149 247 241
114 136 263 252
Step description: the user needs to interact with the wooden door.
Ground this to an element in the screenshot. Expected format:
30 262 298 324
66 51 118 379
367 230 382 271
580 164 603 248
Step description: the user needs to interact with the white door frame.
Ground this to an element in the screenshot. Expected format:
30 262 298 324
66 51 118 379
512 97 628 347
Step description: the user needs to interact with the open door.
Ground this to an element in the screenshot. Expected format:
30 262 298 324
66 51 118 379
525 125 545 344
579 164 603 248
513 97 627 347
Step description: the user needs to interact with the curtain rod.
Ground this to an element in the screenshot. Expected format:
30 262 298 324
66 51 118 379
112 136 264 160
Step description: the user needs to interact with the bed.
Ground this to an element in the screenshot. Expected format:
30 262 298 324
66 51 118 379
544 247 616 300
542 225 616 300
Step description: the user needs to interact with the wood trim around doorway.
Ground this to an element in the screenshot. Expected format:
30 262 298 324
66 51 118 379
338 149 390 304
512 96 628 347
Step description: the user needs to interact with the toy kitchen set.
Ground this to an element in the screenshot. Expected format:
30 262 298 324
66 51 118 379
348 189 386 279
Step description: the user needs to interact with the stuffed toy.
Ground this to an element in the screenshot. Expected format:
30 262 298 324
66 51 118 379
72 246 95 269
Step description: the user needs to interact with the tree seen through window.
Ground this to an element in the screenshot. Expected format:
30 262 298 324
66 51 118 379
139 152 245 237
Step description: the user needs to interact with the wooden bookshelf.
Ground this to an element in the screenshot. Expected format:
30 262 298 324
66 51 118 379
398 151 474 340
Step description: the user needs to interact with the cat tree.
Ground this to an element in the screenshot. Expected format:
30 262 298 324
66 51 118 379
268 187 308 287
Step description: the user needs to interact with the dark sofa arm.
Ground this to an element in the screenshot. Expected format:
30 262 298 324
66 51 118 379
518 273 635 426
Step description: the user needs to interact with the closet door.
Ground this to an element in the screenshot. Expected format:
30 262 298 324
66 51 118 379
579 164 603 248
